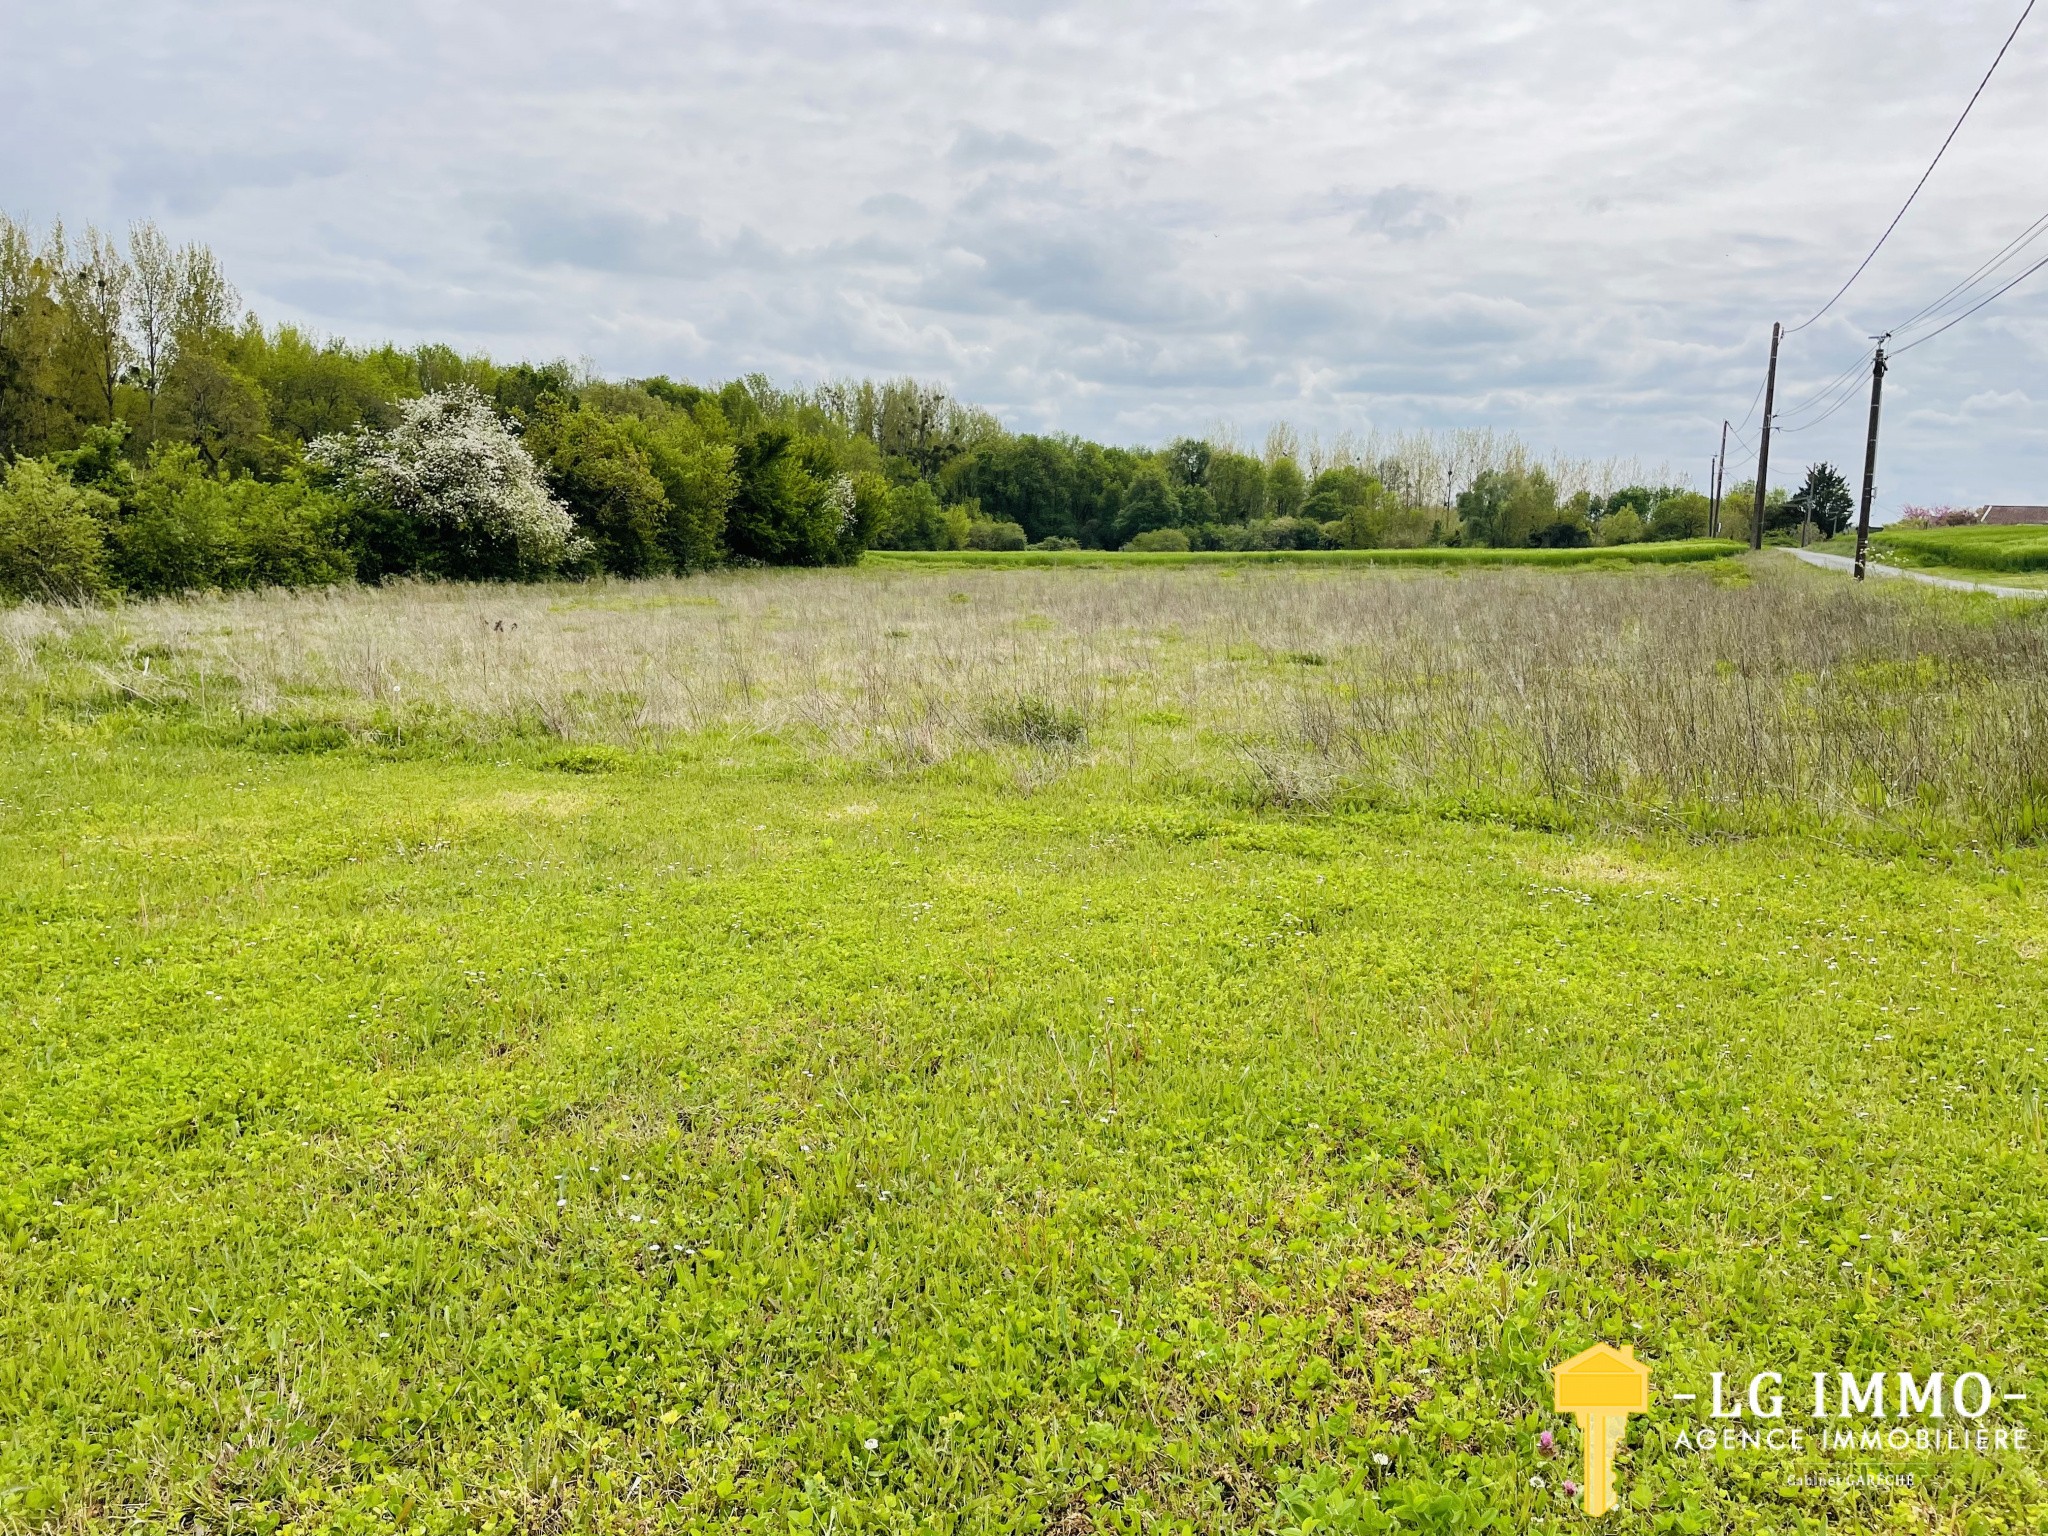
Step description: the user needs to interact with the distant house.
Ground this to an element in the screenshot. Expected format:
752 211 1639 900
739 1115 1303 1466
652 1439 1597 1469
1982 506 2048 526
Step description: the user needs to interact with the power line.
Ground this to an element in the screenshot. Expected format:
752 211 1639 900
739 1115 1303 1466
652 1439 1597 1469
1776 360 1877 430
1776 377 1873 434
1891 208 2048 336
1773 347 1878 422
1786 0 2036 335
1734 368 1769 433
1893 247 2048 353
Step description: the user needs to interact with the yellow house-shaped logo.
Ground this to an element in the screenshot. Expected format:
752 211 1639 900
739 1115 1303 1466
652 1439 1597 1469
1552 1343 1651 1516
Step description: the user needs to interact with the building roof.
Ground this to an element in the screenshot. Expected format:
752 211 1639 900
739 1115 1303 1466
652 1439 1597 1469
1982 506 2048 525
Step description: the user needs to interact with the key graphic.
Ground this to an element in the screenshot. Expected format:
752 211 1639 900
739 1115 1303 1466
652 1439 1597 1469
1551 1343 1651 1516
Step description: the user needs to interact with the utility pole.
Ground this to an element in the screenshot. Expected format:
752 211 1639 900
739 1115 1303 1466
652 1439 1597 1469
1711 421 1728 538
1750 323 1781 551
1852 339 1889 581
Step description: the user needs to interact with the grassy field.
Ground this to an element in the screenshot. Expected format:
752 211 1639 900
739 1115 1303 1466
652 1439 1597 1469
866 542 1744 571
1873 526 2048 575
5 557 2048 1534
1809 526 2048 587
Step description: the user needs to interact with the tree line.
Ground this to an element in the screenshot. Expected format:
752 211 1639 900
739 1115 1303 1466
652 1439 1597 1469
3 216 1765 603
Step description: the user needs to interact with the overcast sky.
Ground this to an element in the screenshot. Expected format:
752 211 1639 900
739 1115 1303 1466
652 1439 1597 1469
6 0 2045 510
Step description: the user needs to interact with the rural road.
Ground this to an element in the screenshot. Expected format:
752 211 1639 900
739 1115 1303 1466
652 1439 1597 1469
1782 546 2048 600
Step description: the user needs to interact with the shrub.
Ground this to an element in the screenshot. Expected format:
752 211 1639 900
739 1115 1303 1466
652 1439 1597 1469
1649 491 1711 542
639 421 737 570
309 386 582 580
1245 517 1322 551
982 694 1087 748
1116 467 1179 544
877 482 969 550
0 458 112 602
523 403 669 576
1304 467 1388 546
111 446 353 595
1596 506 1646 546
1124 528 1190 552
966 518 1028 551
1030 536 1081 552
1896 505 1983 529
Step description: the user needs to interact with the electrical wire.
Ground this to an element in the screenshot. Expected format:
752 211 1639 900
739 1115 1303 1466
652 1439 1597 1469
1891 209 2048 336
1774 366 1875 432
1734 368 1769 433
1775 382 1871 434
1893 247 2048 353
1786 0 2036 334
1773 347 1878 422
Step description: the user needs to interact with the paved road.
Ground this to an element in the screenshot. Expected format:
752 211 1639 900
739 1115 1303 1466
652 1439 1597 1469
1782 546 2048 600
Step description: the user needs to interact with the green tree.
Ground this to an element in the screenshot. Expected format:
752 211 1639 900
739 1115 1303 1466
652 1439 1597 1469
1174 483 1216 526
876 481 967 550
1165 437 1211 488
0 216 68 456
727 429 849 565
1596 506 1646 546
1786 463 1853 540
1648 491 1712 542
57 225 133 427
524 403 669 576
54 422 141 508
1208 451 1267 523
1304 467 1387 547
160 353 270 470
1266 456 1306 520
493 361 581 422
233 325 416 442
1455 469 1512 546
1717 480 1791 546
1125 527 1190 552
112 445 350 594
638 418 736 570
1501 467 1559 547
1116 465 1178 543
944 434 1080 544
0 457 111 601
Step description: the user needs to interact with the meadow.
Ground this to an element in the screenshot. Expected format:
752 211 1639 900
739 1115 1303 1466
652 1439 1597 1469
4 556 2047 1535
863 543 1743 571
1869 526 2048 578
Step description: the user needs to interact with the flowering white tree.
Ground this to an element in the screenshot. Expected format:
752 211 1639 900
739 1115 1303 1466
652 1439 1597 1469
310 387 582 577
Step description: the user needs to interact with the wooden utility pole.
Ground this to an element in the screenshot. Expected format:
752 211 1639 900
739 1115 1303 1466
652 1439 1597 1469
1750 323 1781 551
1852 341 1889 581
1711 421 1728 538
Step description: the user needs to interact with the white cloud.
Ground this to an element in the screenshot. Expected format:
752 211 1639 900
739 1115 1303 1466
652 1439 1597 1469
3 0 2045 506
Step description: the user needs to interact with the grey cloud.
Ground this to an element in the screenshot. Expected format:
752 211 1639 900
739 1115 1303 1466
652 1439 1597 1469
112 145 346 217
490 203 776 278
1349 185 1468 242
859 193 929 219
915 217 1189 325
948 127 1059 168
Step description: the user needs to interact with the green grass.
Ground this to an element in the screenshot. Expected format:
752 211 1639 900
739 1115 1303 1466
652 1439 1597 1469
1871 526 2048 575
866 541 1744 570
4 566 2047 1534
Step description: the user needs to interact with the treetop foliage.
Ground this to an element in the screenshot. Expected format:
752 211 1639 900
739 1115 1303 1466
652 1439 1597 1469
0 213 1733 603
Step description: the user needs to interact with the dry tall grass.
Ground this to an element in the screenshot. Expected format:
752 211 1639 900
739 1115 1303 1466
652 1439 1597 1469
6 558 2046 836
